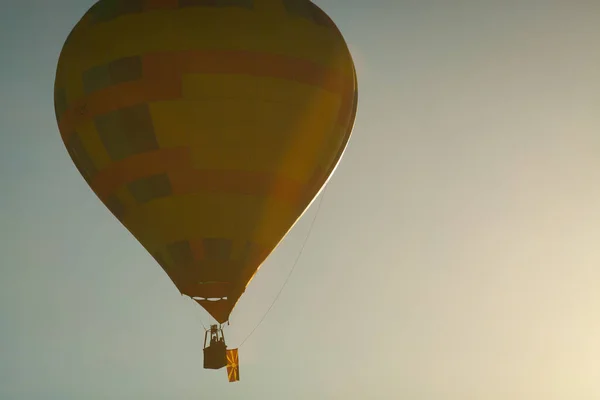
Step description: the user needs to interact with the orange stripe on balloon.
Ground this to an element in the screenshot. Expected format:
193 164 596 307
171 50 347 93
90 146 307 205
59 76 182 141
58 50 350 140
189 239 205 261
91 147 190 200
168 169 304 205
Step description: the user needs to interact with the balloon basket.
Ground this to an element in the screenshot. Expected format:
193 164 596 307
203 324 227 370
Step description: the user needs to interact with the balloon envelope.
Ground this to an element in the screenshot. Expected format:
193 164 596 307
54 0 358 323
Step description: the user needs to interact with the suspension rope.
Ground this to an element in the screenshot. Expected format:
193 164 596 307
193 299 207 330
237 187 328 348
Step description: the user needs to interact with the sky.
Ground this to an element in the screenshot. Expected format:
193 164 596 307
3 0 600 399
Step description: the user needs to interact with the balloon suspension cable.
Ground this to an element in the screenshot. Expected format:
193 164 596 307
237 187 328 348
199 315 207 330
190 297 207 330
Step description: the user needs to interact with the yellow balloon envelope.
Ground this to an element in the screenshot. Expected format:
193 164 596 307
54 0 358 324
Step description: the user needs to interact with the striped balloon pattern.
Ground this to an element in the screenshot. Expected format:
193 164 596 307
54 0 358 324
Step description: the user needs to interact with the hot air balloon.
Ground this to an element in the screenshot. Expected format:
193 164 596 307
54 0 357 380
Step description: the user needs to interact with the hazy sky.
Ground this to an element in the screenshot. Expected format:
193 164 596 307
3 0 600 399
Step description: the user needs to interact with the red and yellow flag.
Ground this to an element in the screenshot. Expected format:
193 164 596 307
226 349 239 383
